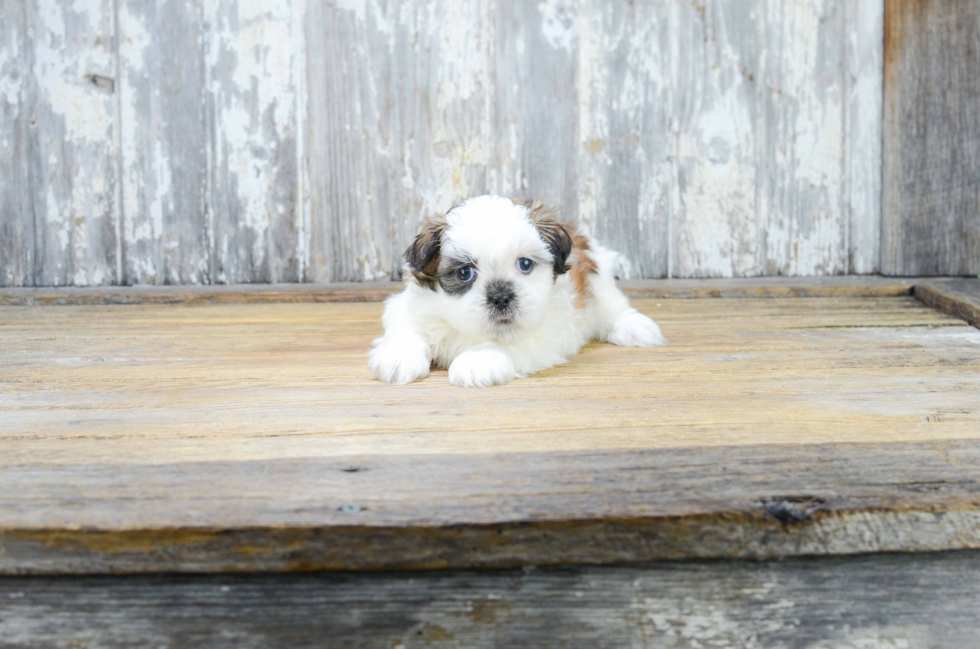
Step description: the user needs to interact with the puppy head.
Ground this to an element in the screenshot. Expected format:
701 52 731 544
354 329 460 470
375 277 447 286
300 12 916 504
405 195 572 337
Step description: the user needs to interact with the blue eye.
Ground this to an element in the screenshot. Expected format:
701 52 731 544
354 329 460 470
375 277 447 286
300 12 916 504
456 266 476 283
517 258 534 274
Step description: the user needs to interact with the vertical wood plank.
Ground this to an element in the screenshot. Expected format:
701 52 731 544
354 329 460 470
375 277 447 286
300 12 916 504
575 0 671 278
883 0 980 276
117 0 210 285
0 0 33 287
307 0 493 282
25 0 118 286
671 0 763 278
205 0 306 284
845 0 883 275
489 0 579 216
759 0 847 276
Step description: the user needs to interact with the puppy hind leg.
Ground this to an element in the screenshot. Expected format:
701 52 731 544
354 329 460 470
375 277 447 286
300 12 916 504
588 272 666 348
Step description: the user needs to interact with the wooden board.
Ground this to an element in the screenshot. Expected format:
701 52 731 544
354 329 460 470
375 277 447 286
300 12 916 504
3 551 980 648
0 275 924 307
883 0 980 276
2 0 884 286
3 289 980 573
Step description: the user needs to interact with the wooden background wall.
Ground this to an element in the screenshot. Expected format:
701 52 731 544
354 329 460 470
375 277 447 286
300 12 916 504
0 0 970 286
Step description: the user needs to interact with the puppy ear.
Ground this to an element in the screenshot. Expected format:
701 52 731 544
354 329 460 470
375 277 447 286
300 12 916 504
404 213 448 290
523 200 573 275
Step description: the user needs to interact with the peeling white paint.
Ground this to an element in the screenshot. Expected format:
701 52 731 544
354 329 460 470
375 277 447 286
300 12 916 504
3 0 885 286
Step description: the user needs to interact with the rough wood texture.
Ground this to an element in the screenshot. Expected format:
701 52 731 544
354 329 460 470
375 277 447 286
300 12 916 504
2 294 980 573
2 0 884 286
883 0 980 276
3 551 980 648
18 0 120 287
915 278 980 328
0 275 924 307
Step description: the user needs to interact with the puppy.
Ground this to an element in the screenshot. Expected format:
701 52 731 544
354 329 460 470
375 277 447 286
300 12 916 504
369 195 665 387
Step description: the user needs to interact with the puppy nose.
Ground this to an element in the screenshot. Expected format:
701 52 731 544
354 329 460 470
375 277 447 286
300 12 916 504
491 290 513 309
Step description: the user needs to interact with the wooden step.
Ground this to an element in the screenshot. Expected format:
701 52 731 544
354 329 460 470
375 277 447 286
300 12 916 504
1 277 979 574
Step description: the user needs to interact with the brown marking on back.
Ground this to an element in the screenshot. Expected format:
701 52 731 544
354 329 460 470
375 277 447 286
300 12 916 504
570 233 598 308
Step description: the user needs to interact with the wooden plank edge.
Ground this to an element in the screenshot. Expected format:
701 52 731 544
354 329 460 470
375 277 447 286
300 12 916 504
914 280 980 328
3 504 980 575
0 277 923 306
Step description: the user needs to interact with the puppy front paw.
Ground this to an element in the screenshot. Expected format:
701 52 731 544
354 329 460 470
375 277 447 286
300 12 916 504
607 309 666 347
368 340 432 385
448 346 518 388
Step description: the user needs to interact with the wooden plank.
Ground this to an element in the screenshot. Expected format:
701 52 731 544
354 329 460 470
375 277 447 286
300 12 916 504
573 0 670 278
883 0 980 276
2 551 980 647
116 0 210 285
0 276 924 307
845 0 884 274
23 0 119 287
306 0 494 283
915 278 980 328
2 296 980 573
0 0 33 288
205 0 306 284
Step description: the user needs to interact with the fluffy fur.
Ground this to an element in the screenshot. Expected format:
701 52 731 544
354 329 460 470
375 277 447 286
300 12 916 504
369 195 665 387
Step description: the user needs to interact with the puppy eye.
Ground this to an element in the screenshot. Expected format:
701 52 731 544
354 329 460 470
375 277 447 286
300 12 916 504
456 266 476 283
517 258 535 274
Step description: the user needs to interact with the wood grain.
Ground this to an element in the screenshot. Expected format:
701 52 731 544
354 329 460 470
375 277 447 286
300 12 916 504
116 0 210 285
0 0 32 288
2 295 980 573
21 0 120 287
0 276 925 307
915 278 980 328
3 551 980 648
2 0 885 286
883 0 980 276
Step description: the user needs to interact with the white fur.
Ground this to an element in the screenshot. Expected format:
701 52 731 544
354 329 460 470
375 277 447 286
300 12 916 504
368 195 665 387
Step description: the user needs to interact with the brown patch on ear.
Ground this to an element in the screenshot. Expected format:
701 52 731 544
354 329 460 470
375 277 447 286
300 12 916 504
570 233 598 308
517 200 574 276
404 214 448 290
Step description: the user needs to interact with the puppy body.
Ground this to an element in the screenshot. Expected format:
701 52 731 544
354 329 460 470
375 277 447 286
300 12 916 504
369 195 664 387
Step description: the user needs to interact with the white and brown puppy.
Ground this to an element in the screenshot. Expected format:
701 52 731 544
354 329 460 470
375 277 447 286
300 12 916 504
369 195 665 387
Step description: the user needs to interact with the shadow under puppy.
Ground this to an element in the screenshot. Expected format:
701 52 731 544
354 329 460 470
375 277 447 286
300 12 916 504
369 195 665 387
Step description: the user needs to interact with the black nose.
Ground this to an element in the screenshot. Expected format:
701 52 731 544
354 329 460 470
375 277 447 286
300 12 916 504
491 290 513 309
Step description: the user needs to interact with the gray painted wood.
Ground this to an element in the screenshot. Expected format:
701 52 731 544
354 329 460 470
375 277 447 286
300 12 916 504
2 551 980 647
116 0 210 285
118 0 306 285
883 0 980 276
2 0 886 286
19 0 119 287
0 0 32 287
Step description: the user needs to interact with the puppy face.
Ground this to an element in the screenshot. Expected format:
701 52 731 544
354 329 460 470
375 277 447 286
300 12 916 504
405 195 572 338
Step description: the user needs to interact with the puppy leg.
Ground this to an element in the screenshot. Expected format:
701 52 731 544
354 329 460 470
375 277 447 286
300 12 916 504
448 343 519 388
368 292 432 385
589 271 666 348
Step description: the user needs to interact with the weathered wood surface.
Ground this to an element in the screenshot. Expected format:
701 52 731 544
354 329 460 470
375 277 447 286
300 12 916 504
3 551 980 648
915 278 980 328
3 295 980 573
2 0 884 286
7 0 121 288
883 0 980 276
0 275 925 306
